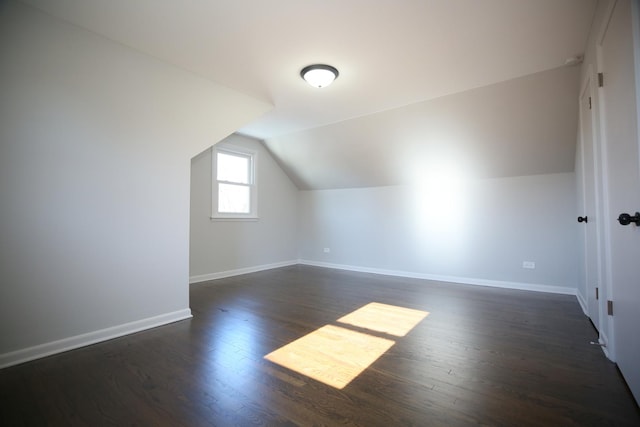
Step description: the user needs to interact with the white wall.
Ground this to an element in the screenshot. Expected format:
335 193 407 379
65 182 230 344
298 173 578 292
190 134 298 281
0 1 270 365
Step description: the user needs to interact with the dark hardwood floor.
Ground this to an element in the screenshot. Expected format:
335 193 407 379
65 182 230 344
1 265 639 426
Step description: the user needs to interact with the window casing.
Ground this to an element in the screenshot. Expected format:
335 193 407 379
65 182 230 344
211 145 258 220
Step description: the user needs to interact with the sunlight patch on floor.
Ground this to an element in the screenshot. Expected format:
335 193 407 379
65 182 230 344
337 302 429 337
264 302 429 389
264 324 395 389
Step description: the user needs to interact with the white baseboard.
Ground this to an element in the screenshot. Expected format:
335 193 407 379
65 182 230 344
191 259 577 297
598 330 612 360
576 291 588 315
0 308 192 369
298 259 577 296
189 260 298 284
2 261 581 369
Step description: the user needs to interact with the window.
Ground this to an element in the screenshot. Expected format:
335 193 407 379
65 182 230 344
211 145 257 220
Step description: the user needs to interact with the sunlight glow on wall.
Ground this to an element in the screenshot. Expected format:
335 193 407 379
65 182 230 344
409 161 471 253
414 163 468 226
264 302 429 389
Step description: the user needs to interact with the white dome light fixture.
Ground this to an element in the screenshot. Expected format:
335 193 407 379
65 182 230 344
300 64 339 88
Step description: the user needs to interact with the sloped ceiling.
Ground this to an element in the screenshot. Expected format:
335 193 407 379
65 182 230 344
24 0 596 189
268 66 581 189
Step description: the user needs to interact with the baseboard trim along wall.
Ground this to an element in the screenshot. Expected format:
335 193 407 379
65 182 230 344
297 259 578 296
575 291 609 359
189 260 298 284
598 331 612 360
192 259 577 296
0 309 192 369
576 292 589 315
3 260 577 369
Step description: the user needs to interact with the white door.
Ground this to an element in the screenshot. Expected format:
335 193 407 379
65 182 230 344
599 0 640 404
579 79 600 331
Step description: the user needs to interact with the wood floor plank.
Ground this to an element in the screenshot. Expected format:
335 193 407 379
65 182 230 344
1 265 639 426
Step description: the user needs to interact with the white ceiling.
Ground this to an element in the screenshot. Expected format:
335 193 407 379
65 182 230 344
24 0 597 189
25 0 595 139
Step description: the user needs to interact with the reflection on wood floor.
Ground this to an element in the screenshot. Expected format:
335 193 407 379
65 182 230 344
1 265 639 426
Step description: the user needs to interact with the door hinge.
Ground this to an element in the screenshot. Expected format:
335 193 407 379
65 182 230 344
607 300 613 316
598 72 604 87
589 96 592 110
596 287 599 300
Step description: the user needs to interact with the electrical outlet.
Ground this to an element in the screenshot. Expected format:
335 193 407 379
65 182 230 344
323 248 331 253
522 261 536 269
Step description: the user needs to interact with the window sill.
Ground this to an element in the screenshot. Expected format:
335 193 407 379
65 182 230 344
210 216 259 222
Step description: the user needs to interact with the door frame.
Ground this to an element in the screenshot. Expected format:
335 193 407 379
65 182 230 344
594 0 620 361
632 1 640 173
593 0 640 364
578 68 604 334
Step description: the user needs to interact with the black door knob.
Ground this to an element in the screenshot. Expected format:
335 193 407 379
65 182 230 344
578 216 588 223
617 212 640 226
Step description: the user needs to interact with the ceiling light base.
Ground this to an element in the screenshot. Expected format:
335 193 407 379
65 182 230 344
301 64 339 88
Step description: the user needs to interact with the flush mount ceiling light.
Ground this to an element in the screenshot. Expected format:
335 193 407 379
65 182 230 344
300 64 339 88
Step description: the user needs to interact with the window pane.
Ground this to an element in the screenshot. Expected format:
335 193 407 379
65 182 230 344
217 152 249 184
218 183 250 213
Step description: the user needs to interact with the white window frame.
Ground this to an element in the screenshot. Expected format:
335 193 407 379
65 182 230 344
211 144 258 220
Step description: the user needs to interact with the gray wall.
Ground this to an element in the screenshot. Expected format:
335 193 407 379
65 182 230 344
0 2 269 361
298 173 578 290
190 134 298 281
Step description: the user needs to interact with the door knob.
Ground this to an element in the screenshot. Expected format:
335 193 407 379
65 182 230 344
617 212 640 226
577 216 588 223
